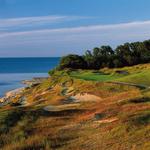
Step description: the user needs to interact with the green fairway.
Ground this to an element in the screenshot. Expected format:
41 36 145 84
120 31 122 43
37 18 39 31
70 64 150 87
70 70 121 82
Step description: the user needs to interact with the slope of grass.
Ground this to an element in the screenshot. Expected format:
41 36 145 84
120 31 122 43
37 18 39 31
101 63 150 74
70 63 150 87
115 70 150 86
0 64 150 149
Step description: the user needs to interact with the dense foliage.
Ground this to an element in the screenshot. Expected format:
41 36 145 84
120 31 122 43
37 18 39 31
59 40 150 70
59 54 87 69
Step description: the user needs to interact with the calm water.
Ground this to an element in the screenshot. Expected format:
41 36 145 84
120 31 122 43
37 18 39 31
0 57 60 97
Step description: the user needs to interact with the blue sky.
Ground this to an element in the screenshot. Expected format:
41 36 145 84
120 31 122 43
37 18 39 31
0 0 150 57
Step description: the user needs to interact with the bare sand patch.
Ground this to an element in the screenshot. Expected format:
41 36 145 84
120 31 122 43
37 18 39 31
70 93 102 102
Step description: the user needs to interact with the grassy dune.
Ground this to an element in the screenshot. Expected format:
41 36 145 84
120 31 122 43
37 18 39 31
0 64 150 149
115 70 150 86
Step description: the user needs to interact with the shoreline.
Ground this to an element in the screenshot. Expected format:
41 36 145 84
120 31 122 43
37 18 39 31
0 77 48 106
0 87 25 106
22 77 48 86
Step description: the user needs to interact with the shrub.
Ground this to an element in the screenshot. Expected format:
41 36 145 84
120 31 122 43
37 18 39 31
59 54 87 69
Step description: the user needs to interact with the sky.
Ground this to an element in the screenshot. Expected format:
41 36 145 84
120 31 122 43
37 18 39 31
0 0 150 57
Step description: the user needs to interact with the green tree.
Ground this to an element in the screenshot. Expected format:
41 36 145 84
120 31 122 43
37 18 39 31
55 39 150 71
59 54 86 69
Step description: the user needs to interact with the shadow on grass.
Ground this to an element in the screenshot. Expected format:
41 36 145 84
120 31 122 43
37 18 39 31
120 97 150 105
0 107 86 134
126 111 150 127
92 71 109 75
0 109 24 134
50 136 77 149
0 107 86 149
130 97 150 103
39 108 86 117
94 113 106 120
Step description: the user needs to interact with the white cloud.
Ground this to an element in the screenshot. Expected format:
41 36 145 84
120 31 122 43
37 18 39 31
0 20 150 56
0 15 89 29
1 20 150 37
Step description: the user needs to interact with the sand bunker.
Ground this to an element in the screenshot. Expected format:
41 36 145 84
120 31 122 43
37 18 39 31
70 93 102 102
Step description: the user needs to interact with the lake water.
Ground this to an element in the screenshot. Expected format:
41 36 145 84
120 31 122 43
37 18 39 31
0 57 60 97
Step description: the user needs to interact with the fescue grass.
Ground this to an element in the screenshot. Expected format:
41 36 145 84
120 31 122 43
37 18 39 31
0 64 150 149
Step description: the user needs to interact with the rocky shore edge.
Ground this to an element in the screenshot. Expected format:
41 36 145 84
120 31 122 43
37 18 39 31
0 77 48 106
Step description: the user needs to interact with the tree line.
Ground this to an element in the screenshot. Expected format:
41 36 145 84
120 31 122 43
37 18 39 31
58 39 150 70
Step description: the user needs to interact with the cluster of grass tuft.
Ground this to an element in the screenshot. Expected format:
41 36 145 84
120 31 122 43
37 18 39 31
127 111 150 127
